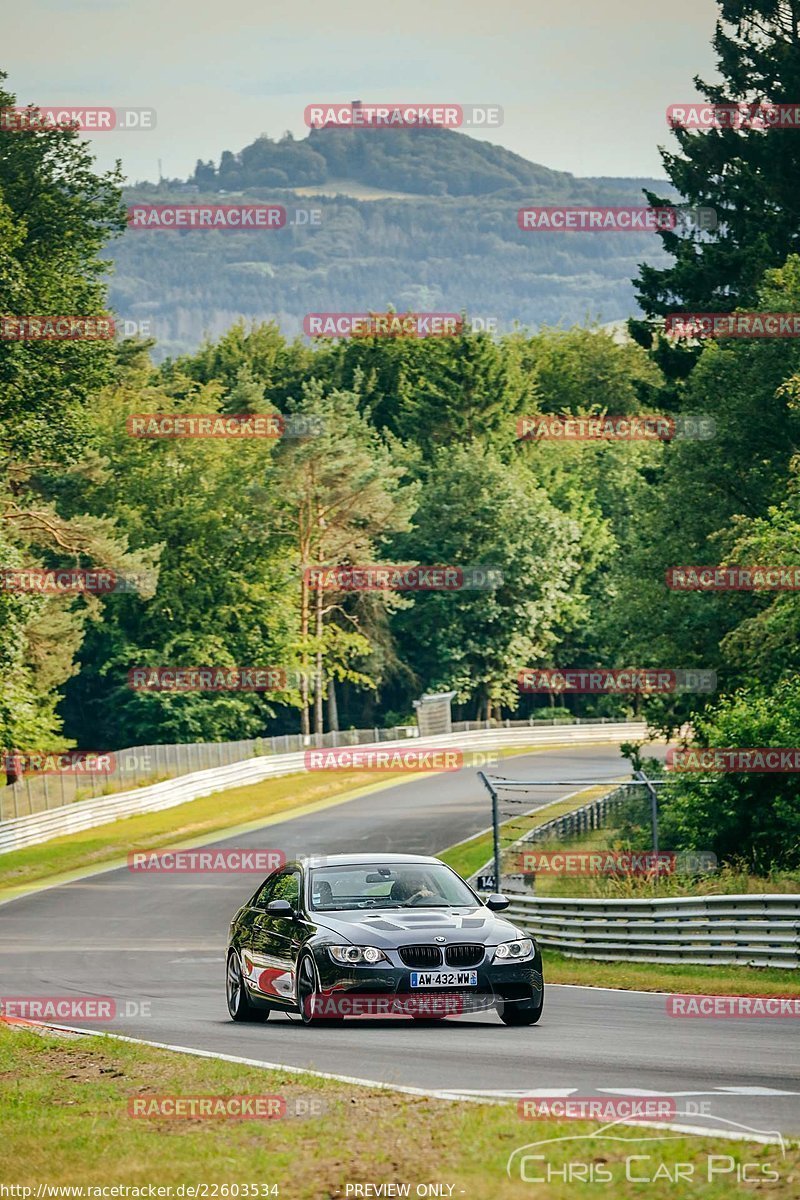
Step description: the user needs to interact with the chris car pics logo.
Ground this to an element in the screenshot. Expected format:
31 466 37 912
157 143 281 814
506 1115 785 1185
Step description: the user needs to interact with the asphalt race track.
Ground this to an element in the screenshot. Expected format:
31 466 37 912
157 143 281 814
1 743 798 1140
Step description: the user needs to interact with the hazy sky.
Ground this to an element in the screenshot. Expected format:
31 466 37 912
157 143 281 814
4 0 720 183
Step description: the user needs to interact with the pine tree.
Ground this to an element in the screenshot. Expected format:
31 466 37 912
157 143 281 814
633 2 800 343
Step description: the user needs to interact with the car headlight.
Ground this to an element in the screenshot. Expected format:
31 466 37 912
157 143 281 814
494 938 534 962
328 945 389 965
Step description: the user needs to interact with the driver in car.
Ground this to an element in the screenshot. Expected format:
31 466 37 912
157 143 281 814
390 872 437 906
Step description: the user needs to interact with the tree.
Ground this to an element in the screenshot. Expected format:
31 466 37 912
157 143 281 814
391 330 532 457
267 380 418 735
660 677 800 872
633 1 800 342
617 255 800 719
172 320 312 411
391 443 584 719
0 74 130 760
513 326 664 417
719 455 800 684
0 73 126 465
58 353 298 747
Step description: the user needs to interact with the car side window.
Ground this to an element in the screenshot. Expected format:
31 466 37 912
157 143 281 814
253 872 280 909
271 869 301 909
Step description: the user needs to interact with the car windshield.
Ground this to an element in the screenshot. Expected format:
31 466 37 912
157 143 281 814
308 864 478 911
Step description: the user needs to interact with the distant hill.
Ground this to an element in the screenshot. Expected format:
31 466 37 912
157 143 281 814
189 125 586 198
110 128 676 358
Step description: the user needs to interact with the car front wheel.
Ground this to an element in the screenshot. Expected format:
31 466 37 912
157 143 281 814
498 992 544 1026
296 952 344 1025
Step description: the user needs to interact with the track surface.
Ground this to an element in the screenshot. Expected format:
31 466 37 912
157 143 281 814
1 743 798 1138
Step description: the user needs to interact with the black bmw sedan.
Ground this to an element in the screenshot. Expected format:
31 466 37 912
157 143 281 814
225 852 544 1026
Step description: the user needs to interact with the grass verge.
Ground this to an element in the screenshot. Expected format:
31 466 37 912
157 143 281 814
528 828 800 900
1 1023 796 1198
542 949 800 996
438 785 612 879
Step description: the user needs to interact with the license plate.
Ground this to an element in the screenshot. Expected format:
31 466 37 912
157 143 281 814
410 970 478 988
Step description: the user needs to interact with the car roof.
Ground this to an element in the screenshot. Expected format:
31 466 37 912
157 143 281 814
297 853 443 868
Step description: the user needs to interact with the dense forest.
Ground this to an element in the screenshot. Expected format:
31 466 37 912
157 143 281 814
3 0 800 868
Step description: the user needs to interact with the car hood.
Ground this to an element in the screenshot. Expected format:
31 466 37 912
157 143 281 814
311 905 525 946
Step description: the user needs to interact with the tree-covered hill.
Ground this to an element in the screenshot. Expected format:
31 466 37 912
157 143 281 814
112 128 676 358
189 125 608 199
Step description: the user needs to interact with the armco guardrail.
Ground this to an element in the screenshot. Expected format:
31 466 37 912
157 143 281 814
502 893 800 969
0 722 646 855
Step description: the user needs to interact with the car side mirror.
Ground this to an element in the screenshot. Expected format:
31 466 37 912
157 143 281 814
265 899 295 918
485 893 510 911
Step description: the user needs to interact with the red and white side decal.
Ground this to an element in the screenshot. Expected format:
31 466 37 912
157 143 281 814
241 952 295 999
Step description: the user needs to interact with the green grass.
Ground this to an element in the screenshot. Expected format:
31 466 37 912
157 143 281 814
0 741 578 897
527 825 800 900
1 1023 796 1197
542 949 800 996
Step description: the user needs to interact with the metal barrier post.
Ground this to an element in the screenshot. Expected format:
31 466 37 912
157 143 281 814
478 771 502 892
636 769 660 855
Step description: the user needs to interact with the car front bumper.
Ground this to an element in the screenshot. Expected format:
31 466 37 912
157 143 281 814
313 947 543 1013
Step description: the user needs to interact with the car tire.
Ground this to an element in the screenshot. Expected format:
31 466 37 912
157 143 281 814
226 949 268 1022
296 952 344 1025
498 992 544 1026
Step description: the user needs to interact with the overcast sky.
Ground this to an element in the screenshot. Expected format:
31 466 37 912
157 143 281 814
4 0 720 183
